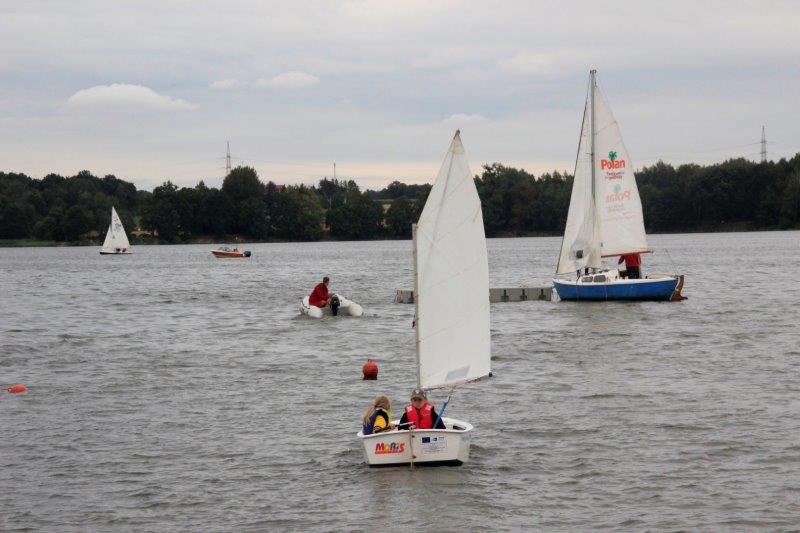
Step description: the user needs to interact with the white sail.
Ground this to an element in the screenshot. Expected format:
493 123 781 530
593 86 649 256
556 96 602 275
101 207 131 252
414 131 491 391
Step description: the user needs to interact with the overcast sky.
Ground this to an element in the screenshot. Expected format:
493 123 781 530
1 1 799 190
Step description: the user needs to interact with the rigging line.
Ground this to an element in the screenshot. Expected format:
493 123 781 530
664 247 679 276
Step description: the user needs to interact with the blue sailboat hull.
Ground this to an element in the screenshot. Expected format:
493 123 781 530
554 277 679 301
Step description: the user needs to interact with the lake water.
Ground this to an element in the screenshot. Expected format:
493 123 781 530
1 231 799 531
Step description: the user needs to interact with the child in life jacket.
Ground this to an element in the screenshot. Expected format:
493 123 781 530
362 395 395 435
397 388 446 430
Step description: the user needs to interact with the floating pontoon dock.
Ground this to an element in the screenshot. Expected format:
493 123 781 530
395 286 553 304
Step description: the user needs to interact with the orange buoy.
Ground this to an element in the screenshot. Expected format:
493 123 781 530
362 359 378 380
7 384 26 394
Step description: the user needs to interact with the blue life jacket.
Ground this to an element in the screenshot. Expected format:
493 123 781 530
363 408 390 435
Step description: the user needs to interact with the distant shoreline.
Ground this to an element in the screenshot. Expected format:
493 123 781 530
2 225 797 248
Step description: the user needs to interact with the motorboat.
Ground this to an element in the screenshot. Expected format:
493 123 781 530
211 246 251 258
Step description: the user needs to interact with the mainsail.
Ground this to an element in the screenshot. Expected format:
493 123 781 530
593 87 649 257
414 131 491 391
556 71 648 275
102 207 131 252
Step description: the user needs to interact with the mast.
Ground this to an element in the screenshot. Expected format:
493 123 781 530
412 223 421 388
589 69 597 272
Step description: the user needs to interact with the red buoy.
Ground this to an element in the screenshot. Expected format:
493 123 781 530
362 359 378 380
7 384 26 394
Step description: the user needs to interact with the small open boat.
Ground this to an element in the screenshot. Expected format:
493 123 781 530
300 294 363 318
357 131 492 467
100 207 132 255
553 70 684 301
211 246 251 258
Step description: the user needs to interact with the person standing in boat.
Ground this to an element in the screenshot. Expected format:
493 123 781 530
362 395 395 435
618 253 642 279
308 276 332 308
397 388 446 430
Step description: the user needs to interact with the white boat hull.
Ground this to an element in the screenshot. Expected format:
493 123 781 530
300 294 363 318
357 417 473 467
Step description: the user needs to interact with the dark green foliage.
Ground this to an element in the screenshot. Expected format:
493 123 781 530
273 186 325 241
475 164 570 236
62 205 94 241
385 196 415 238
325 182 385 240
0 170 139 242
1 153 799 244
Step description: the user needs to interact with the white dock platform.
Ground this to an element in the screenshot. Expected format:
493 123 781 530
394 286 553 304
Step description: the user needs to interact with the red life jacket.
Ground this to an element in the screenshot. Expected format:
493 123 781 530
308 283 329 307
405 402 434 429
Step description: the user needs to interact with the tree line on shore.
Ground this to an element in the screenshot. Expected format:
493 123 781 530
1 153 798 244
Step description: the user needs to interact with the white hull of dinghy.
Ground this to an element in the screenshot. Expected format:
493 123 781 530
357 417 472 467
300 295 363 318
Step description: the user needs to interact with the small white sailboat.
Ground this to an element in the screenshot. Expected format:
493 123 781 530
553 70 684 301
99 207 132 255
357 131 492 467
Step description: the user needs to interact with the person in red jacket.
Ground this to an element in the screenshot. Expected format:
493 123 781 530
397 388 446 430
618 253 642 279
308 276 332 308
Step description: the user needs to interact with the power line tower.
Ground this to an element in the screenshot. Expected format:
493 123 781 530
760 126 767 163
225 141 232 175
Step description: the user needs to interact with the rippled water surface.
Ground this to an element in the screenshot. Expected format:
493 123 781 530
2 232 800 531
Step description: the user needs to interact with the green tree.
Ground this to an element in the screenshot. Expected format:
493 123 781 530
222 166 264 203
385 196 414 237
141 181 182 241
62 204 93 241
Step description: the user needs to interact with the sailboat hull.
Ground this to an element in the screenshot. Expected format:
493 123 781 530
99 250 132 255
554 275 679 301
357 417 473 467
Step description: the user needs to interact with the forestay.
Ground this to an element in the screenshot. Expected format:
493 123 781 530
414 131 491 391
102 207 130 252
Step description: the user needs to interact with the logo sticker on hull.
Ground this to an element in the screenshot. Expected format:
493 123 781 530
420 435 447 453
375 442 405 454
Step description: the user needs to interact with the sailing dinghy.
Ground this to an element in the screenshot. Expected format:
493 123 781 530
553 70 684 301
99 207 132 255
357 131 492 467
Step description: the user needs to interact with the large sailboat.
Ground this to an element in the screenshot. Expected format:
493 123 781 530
357 131 492 466
100 207 132 255
553 70 684 301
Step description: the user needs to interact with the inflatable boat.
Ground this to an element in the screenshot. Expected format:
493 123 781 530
300 294 363 318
